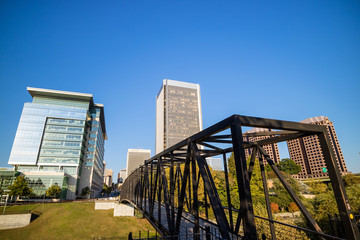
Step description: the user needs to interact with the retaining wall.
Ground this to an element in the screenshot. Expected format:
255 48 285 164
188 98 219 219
0 213 32 230
94 201 115 210
114 203 134 216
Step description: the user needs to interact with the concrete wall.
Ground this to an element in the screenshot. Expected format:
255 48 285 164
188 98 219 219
95 201 115 210
66 175 78 200
94 201 134 216
114 203 134 216
0 214 31 230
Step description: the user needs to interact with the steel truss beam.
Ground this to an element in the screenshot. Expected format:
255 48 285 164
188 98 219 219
120 115 359 240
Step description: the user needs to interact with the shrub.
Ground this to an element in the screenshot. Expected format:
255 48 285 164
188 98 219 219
270 202 279 213
288 202 299 213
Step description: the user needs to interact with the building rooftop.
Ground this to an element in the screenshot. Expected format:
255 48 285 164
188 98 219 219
163 79 199 89
27 87 93 102
157 79 200 97
244 127 270 133
128 149 151 153
301 116 327 124
27 87 107 140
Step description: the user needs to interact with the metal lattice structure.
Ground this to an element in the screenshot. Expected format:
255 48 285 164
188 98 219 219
120 115 359 240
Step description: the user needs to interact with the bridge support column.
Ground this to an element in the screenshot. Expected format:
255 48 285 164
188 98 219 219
231 116 257 239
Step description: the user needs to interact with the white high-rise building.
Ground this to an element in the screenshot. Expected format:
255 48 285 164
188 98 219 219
126 149 151 177
155 79 203 154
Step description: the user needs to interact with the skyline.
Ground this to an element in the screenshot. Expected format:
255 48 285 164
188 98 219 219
1 1 359 178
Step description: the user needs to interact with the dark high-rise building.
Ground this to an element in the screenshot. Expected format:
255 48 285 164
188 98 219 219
287 116 348 179
243 128 281 164
155 79 202 154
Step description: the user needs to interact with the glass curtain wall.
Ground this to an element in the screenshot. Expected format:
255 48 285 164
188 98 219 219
86 107 105 193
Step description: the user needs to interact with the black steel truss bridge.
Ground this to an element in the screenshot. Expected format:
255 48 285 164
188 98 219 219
120 115 360 240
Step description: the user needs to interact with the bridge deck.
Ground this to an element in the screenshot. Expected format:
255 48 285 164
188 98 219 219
141 200 236 239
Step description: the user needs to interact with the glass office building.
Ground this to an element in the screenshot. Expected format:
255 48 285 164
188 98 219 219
0 168 22 194
8 87 107 199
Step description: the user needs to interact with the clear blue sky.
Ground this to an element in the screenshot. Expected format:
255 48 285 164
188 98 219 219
1 1 359 178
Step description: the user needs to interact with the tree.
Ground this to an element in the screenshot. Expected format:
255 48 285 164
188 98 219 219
0 187 3 196
271 202 280 213
308 180 328 194
278 158 301 175
46 185 61 198
8 175 33 202
342 174 360 187
288 202 299 213
81 186 91 198
306 180 360 235
102 184 111 196
226 153 265 209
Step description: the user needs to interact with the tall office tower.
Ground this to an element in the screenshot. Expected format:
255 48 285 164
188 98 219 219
243 128 281 164
8 87 107 199
156 79 203 154
126 149 151 177
103 169 113 187
117 172 121 184
287 116 348 179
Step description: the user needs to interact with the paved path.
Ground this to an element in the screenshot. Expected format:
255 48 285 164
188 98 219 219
141 202 220 239
140 200 239 240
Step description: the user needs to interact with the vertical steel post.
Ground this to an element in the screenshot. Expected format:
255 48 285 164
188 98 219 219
150 162 153 216
159 157 172 235
144 163 148 213
175 146 192 233
157 159 162 225
248 147 257 181
318 130 360 240
188 166 192 212
223 152 234 232
170 151 175 226
204 182 208 220
140 166 143 210
258 148 276 240
230 116 257 239
190 142 231 240
191 146 200 238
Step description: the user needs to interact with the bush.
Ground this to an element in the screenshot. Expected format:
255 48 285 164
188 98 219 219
46 185 61 198
270 202 279 213
288 202 299 213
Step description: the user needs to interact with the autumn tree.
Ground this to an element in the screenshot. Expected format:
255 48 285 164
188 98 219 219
270 202 280 213
288 202 299 213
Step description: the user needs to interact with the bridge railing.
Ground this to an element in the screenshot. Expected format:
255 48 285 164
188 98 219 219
121 114 359 240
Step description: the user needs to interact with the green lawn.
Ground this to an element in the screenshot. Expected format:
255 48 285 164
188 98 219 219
0 202 156 240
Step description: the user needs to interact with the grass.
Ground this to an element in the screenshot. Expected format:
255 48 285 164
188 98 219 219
0 203 38 215
0 202 156 240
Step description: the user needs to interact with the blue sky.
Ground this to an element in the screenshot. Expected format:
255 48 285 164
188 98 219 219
1 1 359 179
